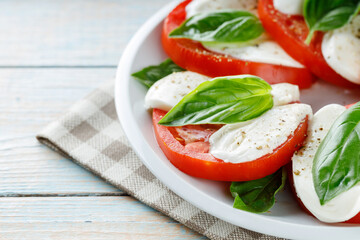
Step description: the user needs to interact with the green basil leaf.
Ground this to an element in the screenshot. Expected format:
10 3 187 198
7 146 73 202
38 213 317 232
356 3 360 16
230 168 286 213
201 34 268 49
313 102 360 205
158 75 273 126
169 10 264 43
131 59 185 88
354 2 360 19
304 0 360 44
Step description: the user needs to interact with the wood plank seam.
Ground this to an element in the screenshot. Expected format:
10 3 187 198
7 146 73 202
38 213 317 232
0 66 118 68
0 193 128 197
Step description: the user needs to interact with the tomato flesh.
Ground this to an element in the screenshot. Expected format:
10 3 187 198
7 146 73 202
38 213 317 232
153 108 309 181
258 0 359 88
161 0 314 89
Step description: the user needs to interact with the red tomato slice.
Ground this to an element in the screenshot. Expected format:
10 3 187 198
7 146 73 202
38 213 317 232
288 103 360 223
161 0 314 89
153 108 309 181
258 0 359 88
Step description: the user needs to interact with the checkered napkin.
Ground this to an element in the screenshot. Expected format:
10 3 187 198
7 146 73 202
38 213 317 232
36 81 283 240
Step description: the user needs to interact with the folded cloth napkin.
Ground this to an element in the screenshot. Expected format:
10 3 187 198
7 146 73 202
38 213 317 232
37 81 283 240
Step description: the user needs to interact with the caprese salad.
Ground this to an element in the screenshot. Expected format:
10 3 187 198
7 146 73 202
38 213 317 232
291 103 360 223
130 0 360 223
162 0 314 88
258 0 360 87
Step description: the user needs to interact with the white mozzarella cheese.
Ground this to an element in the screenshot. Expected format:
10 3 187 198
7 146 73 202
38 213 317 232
203 40 305 68
185 0 305 68
322 15 360 84
144 71 209 111
209 103 312 164
292 104 360 223
273 0 304 16
271 83 300 106
185 0 258 18
145 72 300 111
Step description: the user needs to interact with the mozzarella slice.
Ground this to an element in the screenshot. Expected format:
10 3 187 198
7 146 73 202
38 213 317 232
203 40 305 68
144 71 209 111
273 0 304 15
271 83 299 106
185 0 258 18
185 0 305 68
145 72 300 111
209 103 312 164
322 15 360 84
292 104 360 223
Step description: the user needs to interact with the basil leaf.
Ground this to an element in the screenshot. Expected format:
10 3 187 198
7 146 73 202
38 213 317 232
169 10 264 43
230 168 286 213
355 3 360 17
313 102 360 205
304 0 360 44
158 75 273 126
131 59 185 88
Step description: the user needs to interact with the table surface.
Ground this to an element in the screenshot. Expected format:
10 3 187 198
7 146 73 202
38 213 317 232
0 0 206 239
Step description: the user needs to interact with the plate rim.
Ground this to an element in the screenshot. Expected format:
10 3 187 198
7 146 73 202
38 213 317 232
114 1 360 239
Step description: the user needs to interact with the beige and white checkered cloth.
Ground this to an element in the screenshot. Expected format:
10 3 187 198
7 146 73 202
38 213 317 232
37 81 283 240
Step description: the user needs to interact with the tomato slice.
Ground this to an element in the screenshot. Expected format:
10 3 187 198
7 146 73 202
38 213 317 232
153 108 309 181
258 0 359 88
161 0 314 89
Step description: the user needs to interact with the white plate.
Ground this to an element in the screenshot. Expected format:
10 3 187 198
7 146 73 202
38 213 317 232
115 1 360 239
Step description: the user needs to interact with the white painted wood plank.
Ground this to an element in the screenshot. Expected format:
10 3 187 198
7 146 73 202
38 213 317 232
0 1 206 238
0 196 206 239
0 137 121 196
0 68 122 195
0 0 168 66
0 68 115 125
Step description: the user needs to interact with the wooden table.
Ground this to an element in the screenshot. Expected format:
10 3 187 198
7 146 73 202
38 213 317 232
0 0 205 238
